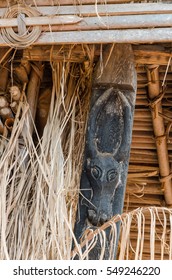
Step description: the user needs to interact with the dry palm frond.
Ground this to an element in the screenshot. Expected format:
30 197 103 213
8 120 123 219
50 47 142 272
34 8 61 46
0 46 94 259
72 207 172 260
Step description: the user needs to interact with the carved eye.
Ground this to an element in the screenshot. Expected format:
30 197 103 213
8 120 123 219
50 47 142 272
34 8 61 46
91 166 102 180
107 170 117 182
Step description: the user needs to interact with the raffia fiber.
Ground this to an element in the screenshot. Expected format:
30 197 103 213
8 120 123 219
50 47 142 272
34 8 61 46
72 207 172 260
0 47 94 259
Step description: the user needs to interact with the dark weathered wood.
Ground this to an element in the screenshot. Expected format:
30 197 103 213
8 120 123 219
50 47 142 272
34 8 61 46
134 45 172 65
0 48 10 92
93 44 137 91
74 44 137 259
26 62 44 135
23 45 98 62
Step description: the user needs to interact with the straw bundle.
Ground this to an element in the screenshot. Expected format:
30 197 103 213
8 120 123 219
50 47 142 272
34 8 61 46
72 206 172 260
0 47 94 259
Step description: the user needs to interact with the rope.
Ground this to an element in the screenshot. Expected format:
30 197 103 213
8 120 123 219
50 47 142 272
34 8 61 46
159 173 172 183
148 87 166 119
1 5 41 49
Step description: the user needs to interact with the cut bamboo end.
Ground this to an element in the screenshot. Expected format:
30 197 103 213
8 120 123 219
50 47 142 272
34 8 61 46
0 96 9 108
0 107 13 121
0 118 4 134
9 86 21 101
10 101 18 114
5 118 14 132
21 58 31 75
14 66 29 84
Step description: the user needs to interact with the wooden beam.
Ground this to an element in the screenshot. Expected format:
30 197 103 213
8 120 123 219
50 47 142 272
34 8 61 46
23 45 99 62
0 0 142 8
31 28 172 45
44 14 172 30
0 15 81 28
6 14 172 31
93 44 137 91
134 45 172 65
1 4 172 17
23 44 172 67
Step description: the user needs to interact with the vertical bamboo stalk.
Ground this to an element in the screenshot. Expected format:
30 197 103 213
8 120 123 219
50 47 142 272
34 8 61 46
26 62 44 135
0 48 10 92
146 65 172 205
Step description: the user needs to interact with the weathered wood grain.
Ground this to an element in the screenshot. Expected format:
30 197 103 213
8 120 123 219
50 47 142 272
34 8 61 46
93 44 137 91
28 28 172 45
1 3 172 17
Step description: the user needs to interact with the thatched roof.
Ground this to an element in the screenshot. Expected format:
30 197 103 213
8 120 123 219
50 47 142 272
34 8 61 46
0 0 172 260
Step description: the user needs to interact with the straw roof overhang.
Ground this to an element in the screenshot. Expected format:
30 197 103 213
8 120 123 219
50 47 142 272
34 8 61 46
21 42 172 213
0 0 172 260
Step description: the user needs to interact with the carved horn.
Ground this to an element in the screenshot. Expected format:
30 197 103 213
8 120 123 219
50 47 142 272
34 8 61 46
117 90 132 161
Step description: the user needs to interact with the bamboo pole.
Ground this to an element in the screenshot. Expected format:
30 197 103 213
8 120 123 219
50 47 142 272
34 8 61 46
26 62 44 135
0 15 81 28
146 65 172 205
1 28 172 46
1 14 172 30
0 0 152 8
0 48 10 92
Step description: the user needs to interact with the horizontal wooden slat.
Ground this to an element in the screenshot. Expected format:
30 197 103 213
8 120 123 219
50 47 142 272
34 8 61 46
21 28 172 45
23 45 99 62
0 0 135 8
1 13 172 31
0 15 81 28
126 185 163 195
1 3 172 17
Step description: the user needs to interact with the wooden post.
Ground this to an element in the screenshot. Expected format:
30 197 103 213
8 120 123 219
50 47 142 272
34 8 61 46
74 44 137 259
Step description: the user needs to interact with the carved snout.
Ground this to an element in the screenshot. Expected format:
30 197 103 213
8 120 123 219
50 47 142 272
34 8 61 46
88 209 112 226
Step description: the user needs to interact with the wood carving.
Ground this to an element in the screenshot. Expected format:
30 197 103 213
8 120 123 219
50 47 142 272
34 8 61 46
74 44 137 259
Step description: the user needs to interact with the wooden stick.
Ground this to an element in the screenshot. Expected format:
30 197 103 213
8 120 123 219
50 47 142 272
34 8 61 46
0 0 147 8
0 48 10 92
147 66 172 205
35 28 172 45
26 62 44 135
0 28 172 46
0 15 81 28
1 13 172 30
0 118 4 134
1 3 172 17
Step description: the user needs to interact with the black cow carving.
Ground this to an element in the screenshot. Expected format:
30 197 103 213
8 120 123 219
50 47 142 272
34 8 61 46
73 44 136 259
74 86 134 258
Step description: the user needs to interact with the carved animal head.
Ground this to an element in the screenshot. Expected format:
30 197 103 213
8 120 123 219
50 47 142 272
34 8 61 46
86 154 123 226
83 87 132 226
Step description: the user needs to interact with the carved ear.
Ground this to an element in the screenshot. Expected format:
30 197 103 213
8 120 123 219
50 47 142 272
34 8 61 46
86 87 124 158
117 91 132 161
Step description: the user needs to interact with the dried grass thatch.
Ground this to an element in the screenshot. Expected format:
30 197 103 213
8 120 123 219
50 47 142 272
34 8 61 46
1 44 172 260
0 46 94 259
72 206 172 260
